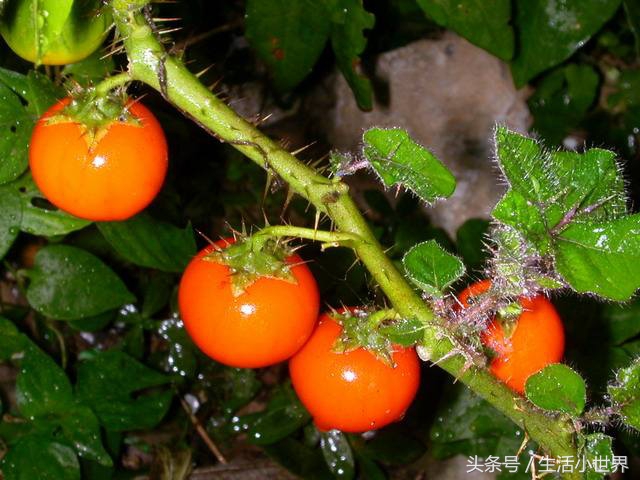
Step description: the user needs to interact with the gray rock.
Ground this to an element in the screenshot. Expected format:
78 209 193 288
318 32 531 236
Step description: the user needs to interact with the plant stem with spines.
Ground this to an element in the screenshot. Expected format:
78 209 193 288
109 1 581 475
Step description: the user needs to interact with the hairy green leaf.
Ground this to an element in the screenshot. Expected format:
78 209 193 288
362 128 456 204
581 433 614 480
402 240 465 297
525 364 586 416
608 357 640 431
417 0 513 60
492 127 640 300
555 214 640 301
26 245 135 320
378 317 425 346
495 128 625 227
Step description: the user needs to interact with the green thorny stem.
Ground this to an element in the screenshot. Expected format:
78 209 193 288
110 0 581 475
251 225 366 251
94 71 133 97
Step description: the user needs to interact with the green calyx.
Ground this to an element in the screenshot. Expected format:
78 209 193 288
331 308 406 367
204 236 297 296
494 300 522 339
59 86 137 130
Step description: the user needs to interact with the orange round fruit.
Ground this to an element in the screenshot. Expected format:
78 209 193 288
458 280 565 393
29 98 168 221
178 239 320 368
289 311 420 432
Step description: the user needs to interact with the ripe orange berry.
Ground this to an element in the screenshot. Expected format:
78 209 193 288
290 311 420 432
178 239 320 368
458 280 565 394
29 98 168 221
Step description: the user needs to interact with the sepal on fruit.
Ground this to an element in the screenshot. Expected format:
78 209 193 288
329 308 420 367
47 85 138 146
204 235 297 297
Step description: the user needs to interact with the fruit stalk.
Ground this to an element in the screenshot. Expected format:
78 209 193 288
94 71 133 97
109 0 581 473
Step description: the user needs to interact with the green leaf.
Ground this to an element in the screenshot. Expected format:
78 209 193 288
511 0 622 86
430 384 526 459
362 128 456 204
3 174 90 237
0 317 26 360
495 128 625 228
0 182 21 259
245 0 331 91
378 316 425 346
354 454 387 480
624 0 640 54
16 345 73 418
581 433 614 480
61 50 116 86
402 240 465 297
0 68 60 184
492 127 640 299
34 404 112 466
555 214 640 301
157 317 198 378
529 64 600 145
220 368 262 414
525 364 586 416
0 321 108 465
608 357 640 431
492 190 549 252
141 272 174 319
263 437 334 480
319 430 355 479
324 0 374 110
607 69 640 111
67 310 116 333
246 385 310 445
26 245 135 320
602 301 640 345
456 218 490 272
75 350 172 431
98 213 196 272
417 0 514 60
1 435 80 480
361 429 425 465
